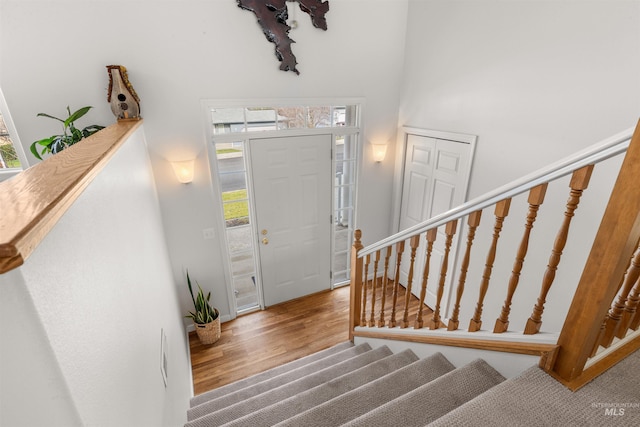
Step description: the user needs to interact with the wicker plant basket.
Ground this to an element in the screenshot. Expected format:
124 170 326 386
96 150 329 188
194 317 221 345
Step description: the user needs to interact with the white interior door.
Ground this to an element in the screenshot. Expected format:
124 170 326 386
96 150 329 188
250 134 332 307
398 134 473 309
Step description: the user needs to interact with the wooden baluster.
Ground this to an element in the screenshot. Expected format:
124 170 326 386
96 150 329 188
525 165 594 335
622 242 640 330
369 250 380 327
430 220 458 330
619 245 640 333
377 246 393 327
494 184 548 333
591 254 633 353
401 236 421 328
361 254 370 326
590 317 608 357
600 244 640 343
415 229 437 329
448 211 482 331
591 276 627 351
469 198 512 332
388 241 405 328
349 229 363 341
629 278 640 330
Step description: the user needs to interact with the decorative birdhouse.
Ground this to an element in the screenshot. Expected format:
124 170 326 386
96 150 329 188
106 65 141 120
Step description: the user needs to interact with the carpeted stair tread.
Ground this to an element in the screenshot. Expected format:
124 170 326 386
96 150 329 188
342 359 505 427
428 349 640 427
273 352 455 427
186 345 393 425
190 341 353 407
187 343 371 420
219 349 421 427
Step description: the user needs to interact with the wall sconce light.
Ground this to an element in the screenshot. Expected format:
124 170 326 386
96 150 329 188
370 142 388 163
171 159 195 184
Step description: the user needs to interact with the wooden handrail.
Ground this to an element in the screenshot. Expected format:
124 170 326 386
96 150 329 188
350 119 640 390
0 120 143 274
359 126 633 258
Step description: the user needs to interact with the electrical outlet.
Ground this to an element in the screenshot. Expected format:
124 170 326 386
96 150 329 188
203 228 216 240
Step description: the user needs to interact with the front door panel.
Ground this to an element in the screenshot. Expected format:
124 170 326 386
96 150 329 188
250 134 332 306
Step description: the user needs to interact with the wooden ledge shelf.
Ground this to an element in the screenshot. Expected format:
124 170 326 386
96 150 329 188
0 119 143 274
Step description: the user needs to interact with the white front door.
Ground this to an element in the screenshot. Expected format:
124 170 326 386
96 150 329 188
398 134 473 310
250 134 332 307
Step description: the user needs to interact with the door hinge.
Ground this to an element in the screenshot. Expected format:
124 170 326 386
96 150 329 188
330 214 333 224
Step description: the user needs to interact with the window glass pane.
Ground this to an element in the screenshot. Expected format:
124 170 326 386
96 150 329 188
335 208 353 229
0 112 22 169
224 200 249 227
336 162 356 186
334 226 350 252
276 107 306 129
223 188 248 202
226 225 253 252
337 134 357 161
332 106 345 127
344 105 358 127
216 142 244 161
307 106 331 128
333 271 349 284
333 253 348 275
219 172 247 193
246 107 277 132
234 275 258 310
231 251 255 276
212 108 245 135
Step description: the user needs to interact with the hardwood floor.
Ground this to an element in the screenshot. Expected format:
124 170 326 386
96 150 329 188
189 282 431 395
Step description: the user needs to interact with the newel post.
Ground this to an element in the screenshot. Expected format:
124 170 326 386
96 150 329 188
553 119 640 381
349 230 364 341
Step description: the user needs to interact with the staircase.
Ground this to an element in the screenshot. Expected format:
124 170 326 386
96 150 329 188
185 342 640 426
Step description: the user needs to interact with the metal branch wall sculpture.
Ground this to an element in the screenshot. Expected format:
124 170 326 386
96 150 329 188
237 0 330 75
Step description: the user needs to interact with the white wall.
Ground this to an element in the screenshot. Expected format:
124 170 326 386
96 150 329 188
0 269 83 426
398 0 640 332
0 0 408 321
0 128 192 426
400 0 639 192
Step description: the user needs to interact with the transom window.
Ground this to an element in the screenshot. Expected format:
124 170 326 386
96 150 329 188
211 105 357 135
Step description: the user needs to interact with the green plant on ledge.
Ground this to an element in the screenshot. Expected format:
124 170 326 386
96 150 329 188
30 106 105 160
185 271 219 324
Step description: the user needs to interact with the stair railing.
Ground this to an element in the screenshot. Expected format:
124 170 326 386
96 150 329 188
350 119 640 389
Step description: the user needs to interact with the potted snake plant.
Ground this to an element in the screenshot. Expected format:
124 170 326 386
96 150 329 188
186 271 221 345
